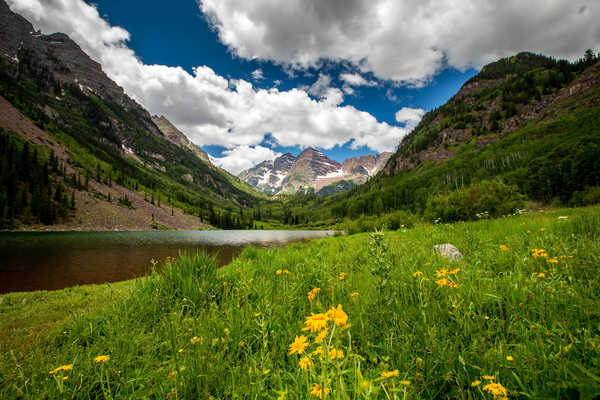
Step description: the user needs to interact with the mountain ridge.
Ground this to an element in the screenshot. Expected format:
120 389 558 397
0 0 264 230
238 147 392 195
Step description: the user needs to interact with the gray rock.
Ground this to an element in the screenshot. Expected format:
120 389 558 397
433 243 463 262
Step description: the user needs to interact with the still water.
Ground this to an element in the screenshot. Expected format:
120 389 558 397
0 230 334 293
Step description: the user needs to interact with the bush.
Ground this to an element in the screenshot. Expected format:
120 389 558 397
570 186 600 206
425 180 524 223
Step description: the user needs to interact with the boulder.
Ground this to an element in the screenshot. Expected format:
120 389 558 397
433 243 463 262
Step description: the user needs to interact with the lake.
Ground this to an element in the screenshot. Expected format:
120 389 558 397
0 230 334 293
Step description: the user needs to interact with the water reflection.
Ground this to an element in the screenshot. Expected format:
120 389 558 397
0 230 333 293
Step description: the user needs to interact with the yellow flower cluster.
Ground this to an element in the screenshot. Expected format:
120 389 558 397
537 272 546 279
302 304 349 332
483 382 508 399
435 278 458 288
436 268 460 277
350 292 359 298
338 272 346 281
329 348 344 360
49 364 73 375
307 287 321 302
531 249 547 259
310 383 331 399
276 269 292 276
499 244 510 251
380 369 399 378
412 271 423 277
94 355 110 363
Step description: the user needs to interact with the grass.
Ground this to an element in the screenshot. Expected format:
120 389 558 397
0 206 599 399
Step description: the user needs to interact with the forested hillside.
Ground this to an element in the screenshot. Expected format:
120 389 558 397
273 52 600 228
0 0 264 230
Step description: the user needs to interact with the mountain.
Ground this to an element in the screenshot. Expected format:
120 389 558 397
151 115 210 163
309 52 600 222
238 153 296 195
238 148 392 195
0 1 263 230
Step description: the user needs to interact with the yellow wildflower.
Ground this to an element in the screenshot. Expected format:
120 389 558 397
276 269 283 275
339 272 346 280
327 304 349 327
315 328 328 344
299 356 313 371
482 375 495 381
330 348 344 360
311 346 324 356
178 349 183 353
307 288 321 302
310 383 330 399
49 364 73 374
303 313 329 332
448 268 460 275
483 382 508 399
400 380 411 386
412 271 423 277
94 355 110 363
471 380 481 387
537 272 546 278
350 292 359 297
62 376 68 381
190 336 201 344
506 356 514 361
540 228 546 232
532 249 548 259
484 316 490 320
289 335 310 355
499 245 510 251
254 312 262 317
548 257 559 264
361 381 370 389
381 370 399 378
436 269 448 277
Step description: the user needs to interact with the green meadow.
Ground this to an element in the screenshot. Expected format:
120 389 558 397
1 206 599 399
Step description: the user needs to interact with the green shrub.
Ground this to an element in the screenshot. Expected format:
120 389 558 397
425 180 524 223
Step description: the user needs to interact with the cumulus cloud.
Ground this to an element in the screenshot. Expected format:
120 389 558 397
7 0 416 173
211 145 281 175
251 68 264 81
395 107 426 129
200 0 600 84
340 73 377 87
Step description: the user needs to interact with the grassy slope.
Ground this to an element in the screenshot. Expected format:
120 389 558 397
1 206 599 398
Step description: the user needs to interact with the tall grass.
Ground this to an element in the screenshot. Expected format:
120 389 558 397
1 206 599 398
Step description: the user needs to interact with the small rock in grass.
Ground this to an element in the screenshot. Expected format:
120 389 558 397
433 244 463 262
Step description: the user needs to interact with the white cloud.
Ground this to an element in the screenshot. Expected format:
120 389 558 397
200 0 600 84
340 73 377 87
7 0 414 173
395 107 426 129
212 145 281 175
251 68 264 81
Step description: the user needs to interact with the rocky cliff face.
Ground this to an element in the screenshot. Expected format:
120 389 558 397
151 115 210 163
383 53 600 176
1 1 138 111
238 153 296 195
239 148 392 195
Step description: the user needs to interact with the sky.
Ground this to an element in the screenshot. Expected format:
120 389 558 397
6 0 600 175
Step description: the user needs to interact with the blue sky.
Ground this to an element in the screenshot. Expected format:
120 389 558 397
9 0 597 174
93 0 476 163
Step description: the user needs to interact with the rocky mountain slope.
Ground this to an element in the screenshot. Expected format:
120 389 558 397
238 148 391 195
384 52 599 175
0 0 262 230
311 52 600 221
151 115 210 163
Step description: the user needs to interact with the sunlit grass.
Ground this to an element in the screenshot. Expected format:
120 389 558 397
0 206 599 398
